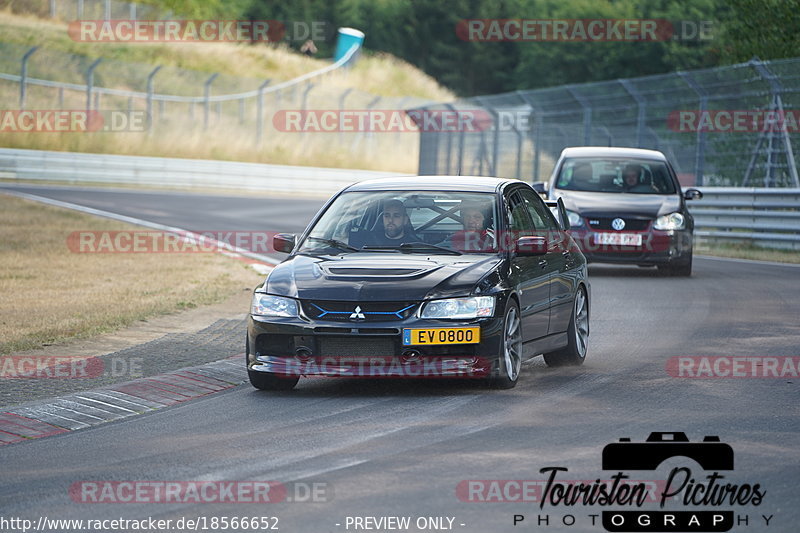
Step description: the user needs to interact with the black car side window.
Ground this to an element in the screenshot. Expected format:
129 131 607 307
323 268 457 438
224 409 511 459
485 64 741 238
506 190 534 236
518 188 558 231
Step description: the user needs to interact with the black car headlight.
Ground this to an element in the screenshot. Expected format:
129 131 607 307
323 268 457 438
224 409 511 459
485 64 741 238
653 212 685 231
420 296 495 319
251 293 299 318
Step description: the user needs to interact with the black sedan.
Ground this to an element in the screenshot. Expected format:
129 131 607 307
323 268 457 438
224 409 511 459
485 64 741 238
537 147 703 276
246 176 590 390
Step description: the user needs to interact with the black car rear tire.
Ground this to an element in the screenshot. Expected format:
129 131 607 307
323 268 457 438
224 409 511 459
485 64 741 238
490 300 522 389
543 286 589 367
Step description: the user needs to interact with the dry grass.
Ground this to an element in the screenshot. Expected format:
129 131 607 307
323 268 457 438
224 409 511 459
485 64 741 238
695 241 800 264
0 194 263 355
0 11 454 100
0 119 420 172
0 10 450 171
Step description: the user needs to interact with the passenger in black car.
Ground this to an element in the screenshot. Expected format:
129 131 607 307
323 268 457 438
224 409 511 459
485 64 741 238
442 201 496 252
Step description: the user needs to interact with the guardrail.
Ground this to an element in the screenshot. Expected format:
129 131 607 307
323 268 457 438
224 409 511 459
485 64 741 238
691 187 800 250
1 148 797 249
0 148 404 196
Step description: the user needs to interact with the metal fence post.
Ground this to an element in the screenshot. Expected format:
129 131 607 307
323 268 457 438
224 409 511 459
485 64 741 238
619 79 646 148
517 92 539 182
255 79 271 145
20 46 39 110
567 85 592 145
146 66 161 132
85 58 103 113
679 71 708 186
360 95 381 146
474 97 500 176
338 88 353 143
444 104 459 174
104 0 111 20
300 83 315 143
50 0 56 18
130 2 137 20
301 83 315 113
78 0 84 18
203 73 218 130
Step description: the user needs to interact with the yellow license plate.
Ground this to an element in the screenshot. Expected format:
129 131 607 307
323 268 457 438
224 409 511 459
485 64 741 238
403 327 480 345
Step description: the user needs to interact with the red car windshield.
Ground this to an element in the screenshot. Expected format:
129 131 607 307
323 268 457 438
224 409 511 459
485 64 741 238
556 158 677 194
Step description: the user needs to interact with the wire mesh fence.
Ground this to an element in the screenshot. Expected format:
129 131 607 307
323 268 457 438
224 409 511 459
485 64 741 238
0 39 433 172
417 58 800 188
0 0 166 21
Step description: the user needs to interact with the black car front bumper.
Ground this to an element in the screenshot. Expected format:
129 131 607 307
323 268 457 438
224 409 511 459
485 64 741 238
246 312 504 379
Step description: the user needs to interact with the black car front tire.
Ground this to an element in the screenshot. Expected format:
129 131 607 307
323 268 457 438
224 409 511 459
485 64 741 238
490 300 522 389
248 369 299 391
543 286 589 367
246 334 299 391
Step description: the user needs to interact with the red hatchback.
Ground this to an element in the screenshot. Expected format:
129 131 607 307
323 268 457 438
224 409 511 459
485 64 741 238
537 147 703 276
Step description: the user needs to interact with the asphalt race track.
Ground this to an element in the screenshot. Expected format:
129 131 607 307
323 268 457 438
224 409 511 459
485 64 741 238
1 185 799 533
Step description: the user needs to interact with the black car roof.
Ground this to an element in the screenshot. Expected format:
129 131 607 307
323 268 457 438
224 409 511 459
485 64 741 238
344 175 520 193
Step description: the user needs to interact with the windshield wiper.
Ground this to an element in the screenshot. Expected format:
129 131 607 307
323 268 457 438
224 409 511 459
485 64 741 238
363 242 462 255
304 236 359 253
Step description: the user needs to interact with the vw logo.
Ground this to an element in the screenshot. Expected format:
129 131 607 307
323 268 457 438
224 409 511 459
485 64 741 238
611 218 626 231
349 305 366 321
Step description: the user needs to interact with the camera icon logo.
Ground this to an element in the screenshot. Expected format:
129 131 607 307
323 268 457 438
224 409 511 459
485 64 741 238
602 432 734 471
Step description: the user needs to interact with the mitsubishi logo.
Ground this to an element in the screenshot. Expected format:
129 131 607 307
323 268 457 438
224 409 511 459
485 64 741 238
349 305 366 321
611 218 626 231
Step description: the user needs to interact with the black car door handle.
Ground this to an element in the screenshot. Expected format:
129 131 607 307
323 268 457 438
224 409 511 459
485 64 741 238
538 259 548 268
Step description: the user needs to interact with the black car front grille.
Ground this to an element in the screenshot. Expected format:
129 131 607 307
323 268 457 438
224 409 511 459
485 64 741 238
318 337 396 357
301 300 417 322
587 217 651 231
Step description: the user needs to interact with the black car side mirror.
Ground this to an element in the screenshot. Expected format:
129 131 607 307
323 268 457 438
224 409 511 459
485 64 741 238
532 182 547 195
556 197 570 231
273 233 296 253
684 188 703 200
516 236 548 256
544 197 571 231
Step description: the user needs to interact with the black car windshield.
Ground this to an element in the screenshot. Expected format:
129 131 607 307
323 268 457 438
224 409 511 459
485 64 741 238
555 158 677 194
296 190 500 254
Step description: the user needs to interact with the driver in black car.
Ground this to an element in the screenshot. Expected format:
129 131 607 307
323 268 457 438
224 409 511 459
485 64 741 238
365 199 421 246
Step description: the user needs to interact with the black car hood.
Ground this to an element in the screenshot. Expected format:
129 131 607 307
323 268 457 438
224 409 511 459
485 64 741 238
263 253 503 301
555 190 680 218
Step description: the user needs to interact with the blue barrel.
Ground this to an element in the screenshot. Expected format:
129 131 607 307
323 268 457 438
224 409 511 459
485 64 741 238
334 28 365 64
